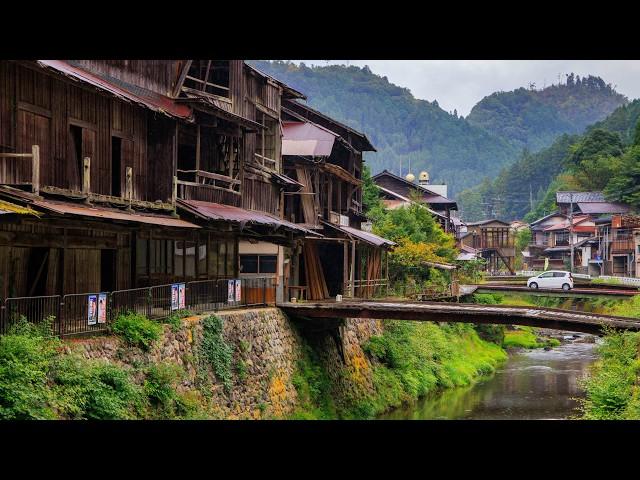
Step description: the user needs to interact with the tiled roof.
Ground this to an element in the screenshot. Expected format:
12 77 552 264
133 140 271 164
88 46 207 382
556 191 605 204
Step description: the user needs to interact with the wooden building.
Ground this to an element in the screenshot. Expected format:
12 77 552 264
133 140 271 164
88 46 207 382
279 100 395 300
371 169 458 235
460 219 515 274
0 60 311 299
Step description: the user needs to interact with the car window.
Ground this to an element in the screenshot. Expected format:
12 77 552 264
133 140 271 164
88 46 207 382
539 272 554 278
553 272 567 277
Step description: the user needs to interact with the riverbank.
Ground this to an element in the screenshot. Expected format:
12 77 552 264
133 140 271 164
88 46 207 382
580 296 640 419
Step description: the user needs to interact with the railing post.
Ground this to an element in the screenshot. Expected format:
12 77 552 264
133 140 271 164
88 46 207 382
263 277 267 306
147 287 152 318
125 167 133 207
31 145 40 196
172 175 177 208
58 296 64 339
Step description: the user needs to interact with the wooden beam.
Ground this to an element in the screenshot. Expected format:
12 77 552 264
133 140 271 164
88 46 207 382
31 144 40 196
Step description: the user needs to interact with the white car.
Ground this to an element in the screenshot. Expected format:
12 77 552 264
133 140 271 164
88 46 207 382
527 271 574 291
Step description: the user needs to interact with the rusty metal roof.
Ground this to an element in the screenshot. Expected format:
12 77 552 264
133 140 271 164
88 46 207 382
270 172 303 189
36 60 193 121
282 121 337 157
320 222 395 249
32 199 200 228
577 202 630 214
178 199 321 236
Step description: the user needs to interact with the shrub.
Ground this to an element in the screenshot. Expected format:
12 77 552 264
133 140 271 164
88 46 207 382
110 312 162 351
163 309 192 332
198 315 233 392
52 356 142 420
0 327 59 419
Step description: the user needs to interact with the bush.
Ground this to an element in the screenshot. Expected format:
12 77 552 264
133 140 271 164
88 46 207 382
110 312 162 351
52 356 142 419
0 327 59 419
163 310 192 332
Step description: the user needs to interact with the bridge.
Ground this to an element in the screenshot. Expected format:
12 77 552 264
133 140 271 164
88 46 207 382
473 284 639 298
279 299 640 335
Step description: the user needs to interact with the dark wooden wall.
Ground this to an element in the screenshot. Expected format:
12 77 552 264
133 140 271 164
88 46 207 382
0 62 175 203
71 60 179 96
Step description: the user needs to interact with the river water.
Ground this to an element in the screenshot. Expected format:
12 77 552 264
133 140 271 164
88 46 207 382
379 336 599 420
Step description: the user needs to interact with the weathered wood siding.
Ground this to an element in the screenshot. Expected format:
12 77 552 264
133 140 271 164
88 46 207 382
0 63 175 203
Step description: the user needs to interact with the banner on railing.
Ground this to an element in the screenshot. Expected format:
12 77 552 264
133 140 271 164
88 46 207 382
98 293 107 324
235 279 241 302
88 294 98 325
227 280 235 302
171 283 186 311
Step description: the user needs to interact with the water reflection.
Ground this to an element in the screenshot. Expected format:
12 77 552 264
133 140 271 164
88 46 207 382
379 340 598 420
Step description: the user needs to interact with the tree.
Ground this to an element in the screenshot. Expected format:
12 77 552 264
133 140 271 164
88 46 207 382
604 146 640 210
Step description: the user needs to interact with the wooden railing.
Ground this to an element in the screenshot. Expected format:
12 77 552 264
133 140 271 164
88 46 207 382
176 169 241 205
0 145 40 194
253 153 277 171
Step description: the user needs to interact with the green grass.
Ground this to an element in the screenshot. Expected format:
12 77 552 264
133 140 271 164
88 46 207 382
502 327 560 349
581 329 640 419
352 321 507 418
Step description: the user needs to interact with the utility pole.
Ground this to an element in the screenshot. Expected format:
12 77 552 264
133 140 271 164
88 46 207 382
569 192 574 273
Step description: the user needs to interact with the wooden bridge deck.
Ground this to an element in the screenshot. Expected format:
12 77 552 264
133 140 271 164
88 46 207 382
474 284 639 298
278 299 640 335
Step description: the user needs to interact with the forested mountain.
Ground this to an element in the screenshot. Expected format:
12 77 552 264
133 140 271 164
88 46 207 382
250 60 518 196
251 62 627 200
458 99 640 222
467 74 627 152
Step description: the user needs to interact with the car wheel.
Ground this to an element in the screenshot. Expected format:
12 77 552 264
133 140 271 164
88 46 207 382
530 282 538 290
562 283 571 291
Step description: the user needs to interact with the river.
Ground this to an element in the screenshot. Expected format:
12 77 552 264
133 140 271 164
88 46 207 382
379 335 599 420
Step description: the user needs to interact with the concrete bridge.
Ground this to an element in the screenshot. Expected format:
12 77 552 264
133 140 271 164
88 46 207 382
279 299 640 335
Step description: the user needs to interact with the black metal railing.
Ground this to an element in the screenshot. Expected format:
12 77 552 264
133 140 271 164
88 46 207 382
0 277 276 338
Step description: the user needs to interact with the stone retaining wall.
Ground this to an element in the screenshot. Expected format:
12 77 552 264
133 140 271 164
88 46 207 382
65 308 381 419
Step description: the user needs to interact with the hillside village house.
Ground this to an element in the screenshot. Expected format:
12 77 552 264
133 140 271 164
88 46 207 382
371 169 459 237
0 61 303 301
460 219 515 274
279 100 396 300
0 59 398 321
525 191 635 276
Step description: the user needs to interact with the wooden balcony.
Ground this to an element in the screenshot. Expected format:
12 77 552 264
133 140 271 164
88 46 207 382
176 169 241 207
611 238 635 253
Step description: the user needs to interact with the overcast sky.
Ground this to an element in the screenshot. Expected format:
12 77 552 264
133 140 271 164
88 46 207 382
294 60 640 117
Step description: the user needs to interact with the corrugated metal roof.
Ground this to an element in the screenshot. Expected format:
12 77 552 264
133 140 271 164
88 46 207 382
577 202 630 214
178 199 321 236
270 172 303 188
338 225 396 248
282 121 336 156
556 191 606 204
37 60 193 121
32 200 200 228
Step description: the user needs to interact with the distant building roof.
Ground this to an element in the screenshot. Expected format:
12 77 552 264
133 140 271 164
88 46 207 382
556 191 606 204
529 211 566 228
466 219 510 227
372 170 457 209
577 202 631 214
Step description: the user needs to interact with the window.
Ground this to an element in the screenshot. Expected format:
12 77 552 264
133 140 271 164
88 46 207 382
255 112 278 170
185 241 196 280
240 255 258 274
183 60 230 98
240 254 277 274
136 238 148 277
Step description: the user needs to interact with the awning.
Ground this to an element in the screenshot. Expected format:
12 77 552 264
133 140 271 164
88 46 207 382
32 199 200 228
270 171 304 189
282 121 337 156
322 221 396 249
178 199 321 236
36 60 193 121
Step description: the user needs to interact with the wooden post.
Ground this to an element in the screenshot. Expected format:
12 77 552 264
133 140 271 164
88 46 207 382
343 240 349 295
31 145 40 196
82 157 91 201
195 125 201 173
125 167 133 204
172 175 178 207
350 239 356 298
